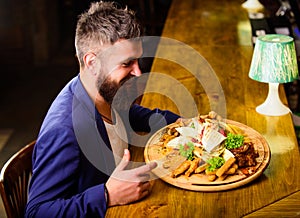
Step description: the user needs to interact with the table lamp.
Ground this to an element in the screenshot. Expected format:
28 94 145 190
248 34 299 116
242 0 264 13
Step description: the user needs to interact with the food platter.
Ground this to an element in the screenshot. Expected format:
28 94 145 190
144 119 271 191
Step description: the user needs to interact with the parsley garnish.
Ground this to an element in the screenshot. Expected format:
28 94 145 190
179 142 195 160
225 133 244 149
207 157 225 172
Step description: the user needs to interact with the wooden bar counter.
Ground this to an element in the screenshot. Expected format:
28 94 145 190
106 0 300 217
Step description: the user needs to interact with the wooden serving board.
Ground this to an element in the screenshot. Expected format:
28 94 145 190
144 120 271 191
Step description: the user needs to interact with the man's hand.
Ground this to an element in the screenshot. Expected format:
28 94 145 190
105 149 157 206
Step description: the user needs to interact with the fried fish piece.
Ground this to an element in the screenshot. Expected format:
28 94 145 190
225 167 237 175
194 163 208 174
208 174 217 182
185 158 200 177
171 160 191 178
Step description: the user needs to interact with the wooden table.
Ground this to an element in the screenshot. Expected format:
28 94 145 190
106 0 300 217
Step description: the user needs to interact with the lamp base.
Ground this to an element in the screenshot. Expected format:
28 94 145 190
256 83 291 116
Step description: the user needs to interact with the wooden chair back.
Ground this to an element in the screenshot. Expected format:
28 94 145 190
0 141 35 218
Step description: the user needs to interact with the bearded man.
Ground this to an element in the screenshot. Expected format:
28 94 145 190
25 1 179 217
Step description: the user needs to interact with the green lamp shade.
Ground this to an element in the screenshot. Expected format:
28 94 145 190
249 34 299 83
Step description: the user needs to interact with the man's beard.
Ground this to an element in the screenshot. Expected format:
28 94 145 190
97 75 136 107
97 76 119 105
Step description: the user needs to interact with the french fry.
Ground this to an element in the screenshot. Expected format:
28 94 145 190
167 122 181 130
163 135 177 147
216 157 236 177
167 126 178 136
230 124 244 135
243 136 251 144
226 123 246 136
160 134 169 141
225 123 235 134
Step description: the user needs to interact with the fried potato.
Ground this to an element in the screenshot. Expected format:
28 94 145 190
216 157 236 177
167 127 179 136
159 123 181 147
163 135 177 147
226 124 245 136
168 122 181 129
243 136 251 144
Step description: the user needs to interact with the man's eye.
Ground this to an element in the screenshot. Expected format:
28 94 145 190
122 59 137 67
122 62 131 67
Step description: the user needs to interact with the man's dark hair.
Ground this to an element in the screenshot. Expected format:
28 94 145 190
75 1 143 68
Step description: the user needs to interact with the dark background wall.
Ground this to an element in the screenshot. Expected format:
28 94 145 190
0 0 172 87
0 1 172 172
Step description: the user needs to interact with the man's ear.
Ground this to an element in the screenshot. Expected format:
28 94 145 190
83 52 98 75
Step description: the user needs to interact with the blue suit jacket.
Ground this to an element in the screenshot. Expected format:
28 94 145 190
25 75 179 217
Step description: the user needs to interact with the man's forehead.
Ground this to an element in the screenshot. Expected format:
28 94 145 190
103 39 143 60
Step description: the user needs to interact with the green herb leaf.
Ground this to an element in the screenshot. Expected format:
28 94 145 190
225 132 244 149
190 122 195 129
207 157 225 172
179 142 195 160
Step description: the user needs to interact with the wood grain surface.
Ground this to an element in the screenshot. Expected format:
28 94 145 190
106 0 300 217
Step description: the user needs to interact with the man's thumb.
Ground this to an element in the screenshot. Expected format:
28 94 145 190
116 149 130 171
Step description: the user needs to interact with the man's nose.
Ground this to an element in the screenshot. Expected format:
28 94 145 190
130 60 142 76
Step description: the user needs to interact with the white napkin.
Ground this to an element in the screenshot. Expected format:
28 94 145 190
202 128 226 152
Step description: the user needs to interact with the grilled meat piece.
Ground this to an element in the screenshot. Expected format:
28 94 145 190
230 142 258 168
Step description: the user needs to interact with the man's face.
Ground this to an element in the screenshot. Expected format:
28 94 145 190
96 39 143 105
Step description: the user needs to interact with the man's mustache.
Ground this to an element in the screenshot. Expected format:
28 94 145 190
120 75 136 87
